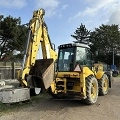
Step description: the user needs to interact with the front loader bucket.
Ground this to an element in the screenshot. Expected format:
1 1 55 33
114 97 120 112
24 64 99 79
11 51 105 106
28 59 54 89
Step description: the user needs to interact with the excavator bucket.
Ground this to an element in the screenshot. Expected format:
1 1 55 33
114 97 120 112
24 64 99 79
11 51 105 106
28 59 54 89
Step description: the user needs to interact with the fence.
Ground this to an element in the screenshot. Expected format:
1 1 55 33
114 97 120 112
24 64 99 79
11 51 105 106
0 62 22 80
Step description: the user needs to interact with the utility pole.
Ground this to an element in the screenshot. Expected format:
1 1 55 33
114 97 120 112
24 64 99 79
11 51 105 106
113 49 114 65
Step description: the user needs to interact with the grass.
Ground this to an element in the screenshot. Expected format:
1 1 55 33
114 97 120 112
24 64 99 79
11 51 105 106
0 101 29 116
117 74 120 77
0 92 49 117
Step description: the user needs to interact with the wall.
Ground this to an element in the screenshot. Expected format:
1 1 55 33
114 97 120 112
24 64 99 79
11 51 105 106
0 62 22 80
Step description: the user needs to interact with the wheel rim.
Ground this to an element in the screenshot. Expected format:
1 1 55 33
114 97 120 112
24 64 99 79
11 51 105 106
103 78 108 92
91 82 97 99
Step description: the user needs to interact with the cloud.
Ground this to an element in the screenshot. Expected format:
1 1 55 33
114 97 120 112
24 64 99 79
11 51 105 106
108 8 120 25
57 4 68 18
107 2 120 25
0 0 27 8
69 0 119 24
71 7 97 19
34 0 59 17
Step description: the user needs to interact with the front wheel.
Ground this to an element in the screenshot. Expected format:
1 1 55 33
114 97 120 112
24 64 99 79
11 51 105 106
83 75 98 105
98 74 109 95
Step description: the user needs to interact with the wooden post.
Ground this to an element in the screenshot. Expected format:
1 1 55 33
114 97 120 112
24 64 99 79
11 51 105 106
12 62 15 79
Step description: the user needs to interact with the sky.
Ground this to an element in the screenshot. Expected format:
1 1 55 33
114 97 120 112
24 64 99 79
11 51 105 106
0 0 120 48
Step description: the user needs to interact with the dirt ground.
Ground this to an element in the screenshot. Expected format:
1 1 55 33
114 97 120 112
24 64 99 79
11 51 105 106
0 77 120 120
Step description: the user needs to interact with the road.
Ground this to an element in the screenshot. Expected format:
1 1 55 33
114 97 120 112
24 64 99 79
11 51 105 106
0 77 120 120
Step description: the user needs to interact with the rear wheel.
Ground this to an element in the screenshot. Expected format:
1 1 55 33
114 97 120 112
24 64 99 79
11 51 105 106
98 74 109 95
112 71 118 77
83 75 98 105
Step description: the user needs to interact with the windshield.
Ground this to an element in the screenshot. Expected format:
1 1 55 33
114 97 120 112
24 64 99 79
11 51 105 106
57 47 75 71
76 47 92 68
57 46 92 72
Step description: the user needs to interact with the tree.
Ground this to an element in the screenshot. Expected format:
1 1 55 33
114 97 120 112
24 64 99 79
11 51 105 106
89 24 120 65
0 15 28 61
71 23 90 44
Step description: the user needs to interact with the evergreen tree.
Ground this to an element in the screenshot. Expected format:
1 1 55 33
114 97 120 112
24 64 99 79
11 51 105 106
0 15 28 61
89 24 120 65
71 23 90 44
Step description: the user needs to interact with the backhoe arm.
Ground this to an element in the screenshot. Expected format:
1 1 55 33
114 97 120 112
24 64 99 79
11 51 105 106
19 9 57 88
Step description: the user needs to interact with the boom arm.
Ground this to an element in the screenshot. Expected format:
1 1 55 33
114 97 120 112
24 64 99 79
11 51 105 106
19 9 57 87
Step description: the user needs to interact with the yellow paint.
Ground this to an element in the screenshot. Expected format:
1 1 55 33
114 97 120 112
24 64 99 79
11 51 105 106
95 71 104 79
18 9 57 87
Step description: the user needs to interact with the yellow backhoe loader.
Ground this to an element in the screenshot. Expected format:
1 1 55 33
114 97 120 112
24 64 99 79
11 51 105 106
18 8 112 105
49 42 113 104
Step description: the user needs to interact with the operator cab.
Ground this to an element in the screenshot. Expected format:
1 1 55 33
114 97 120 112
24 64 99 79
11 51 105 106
57 43 92 72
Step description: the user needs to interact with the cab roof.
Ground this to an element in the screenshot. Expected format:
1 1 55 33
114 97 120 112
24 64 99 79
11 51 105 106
58 42 90 49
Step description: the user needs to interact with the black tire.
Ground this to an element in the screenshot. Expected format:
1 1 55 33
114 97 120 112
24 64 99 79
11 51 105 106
112 71 118 77
106 73 113 88
83 75 98 105
109 76 114 88
98 74 109 96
